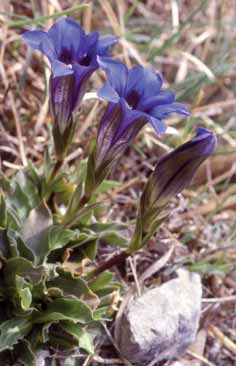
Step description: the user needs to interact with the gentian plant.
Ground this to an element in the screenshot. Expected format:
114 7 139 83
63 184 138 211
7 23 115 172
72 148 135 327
86 58 190 194
0 16 216 365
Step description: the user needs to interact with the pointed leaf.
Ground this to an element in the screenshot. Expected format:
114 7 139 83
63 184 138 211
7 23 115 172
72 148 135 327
99 231 128 248
33 298 94 324
128 213 144 252
4 257 46 286
89 271 113 292
48 225 79 253
21 204 53 264
47 269 97 303
9 170 40 222
7 228 35 262
61 321 95 354
0 194 7 228
0 318 31 352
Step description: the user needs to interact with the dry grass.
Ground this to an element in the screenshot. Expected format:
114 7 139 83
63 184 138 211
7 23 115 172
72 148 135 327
0 0 236 365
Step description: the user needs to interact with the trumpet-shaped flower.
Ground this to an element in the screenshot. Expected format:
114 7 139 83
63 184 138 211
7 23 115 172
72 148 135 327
141 128 217 221
93 58 190 179
23 16 118 133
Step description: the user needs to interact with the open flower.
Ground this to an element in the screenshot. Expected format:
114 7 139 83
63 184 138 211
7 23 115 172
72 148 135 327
93 58 190 183
23 16 118 133
141 127 217 222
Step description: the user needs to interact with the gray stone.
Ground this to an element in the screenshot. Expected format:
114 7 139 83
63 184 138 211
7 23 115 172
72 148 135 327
117 269 202 365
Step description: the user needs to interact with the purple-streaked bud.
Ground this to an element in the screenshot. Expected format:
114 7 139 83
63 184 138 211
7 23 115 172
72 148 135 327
141 128 217 224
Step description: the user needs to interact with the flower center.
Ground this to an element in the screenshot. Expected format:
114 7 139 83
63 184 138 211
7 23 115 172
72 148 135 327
125 90 140 109
59 47 92 67
59 48 72 64
79 53 91 67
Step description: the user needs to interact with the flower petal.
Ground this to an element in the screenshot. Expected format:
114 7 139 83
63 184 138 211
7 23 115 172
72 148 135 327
146 116 167 135
97 35 119 56
142 68 163 98
48 16 86 60
97 57 128 96
138 90 176 111
126 65 145 97
22 30 56 60
85 32 99 51
97 82 120 103
83 32 100 66
104 98 145 143
150 102 191 120
51 59 74 77
71 63 96 110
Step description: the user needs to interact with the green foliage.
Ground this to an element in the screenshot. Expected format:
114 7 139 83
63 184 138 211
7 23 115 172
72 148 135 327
0 168 120 365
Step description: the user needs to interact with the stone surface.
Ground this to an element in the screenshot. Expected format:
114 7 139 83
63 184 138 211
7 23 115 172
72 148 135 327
117 269 202 366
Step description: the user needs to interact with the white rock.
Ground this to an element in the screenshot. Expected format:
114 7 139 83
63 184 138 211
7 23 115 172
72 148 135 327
117 269 202 365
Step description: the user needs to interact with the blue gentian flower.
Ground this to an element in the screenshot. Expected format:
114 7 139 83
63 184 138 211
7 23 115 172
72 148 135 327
94 58 190 174
98 58 190 133
141 127 217 218
22 16 118 133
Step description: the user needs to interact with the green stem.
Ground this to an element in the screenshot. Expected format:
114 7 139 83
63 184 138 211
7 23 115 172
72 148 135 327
9 4 89 27
49 159 64 182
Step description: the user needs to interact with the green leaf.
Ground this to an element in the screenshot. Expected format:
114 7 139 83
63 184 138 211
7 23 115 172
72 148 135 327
128 213 143 253
63 202 104 227
0 172 11 192
4 257 45 287
95 179 120 193
61 321 95 354
7 228 35 262
98 231 128 248
9 170 40 222
32 298 94 324
0 194 7 228
70 232 96 248
48 226 79 253
95 285 120 298
142 215 167 245
43 147 52 177
15 275 32 311
85 153 96 198
82 240 97 261
21 204 53 264
0 318 31 352
27 161 41 187
6 206 21 230
89 222 128 233
93 306 111 321
62 183 83 225
47 269 97 302
89 271 113 292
